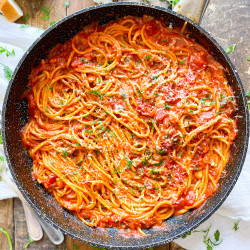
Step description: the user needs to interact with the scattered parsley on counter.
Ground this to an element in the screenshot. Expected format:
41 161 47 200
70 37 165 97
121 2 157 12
0 63 13 81
225 44 236 54
0 228 13 250
181 225 223 249
90 245 106 250
41 6 52 21
247 56 250 61
0 46 15 57
0 130 3 144
182 231 191 238
233 220 240 231
24 13 30 21
50 21 56 26
20 24 30 29
25 235 34 248
73 244 79 249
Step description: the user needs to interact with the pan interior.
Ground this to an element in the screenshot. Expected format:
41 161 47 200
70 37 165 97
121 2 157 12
2 3 248 249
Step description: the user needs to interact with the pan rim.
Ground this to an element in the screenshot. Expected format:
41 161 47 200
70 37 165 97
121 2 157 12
2 2 249 249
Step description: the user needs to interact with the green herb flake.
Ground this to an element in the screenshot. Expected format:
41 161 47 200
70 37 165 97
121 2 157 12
41 6 52 21
0 228 12 250
20 24 30 29
0 63 13 81
62 150 68 156
164 103 170 110
64 0 70 8
24 14 30 21
233 220 240 231
226 44 236 54
50 21 56 26
182 231 191 238
25 234 34 248
180 60 185 65
121 91 127 101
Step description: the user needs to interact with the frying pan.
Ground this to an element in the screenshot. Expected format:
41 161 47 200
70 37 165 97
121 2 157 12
2 2 249 249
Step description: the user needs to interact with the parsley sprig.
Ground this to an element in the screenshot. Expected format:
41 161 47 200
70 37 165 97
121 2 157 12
225 44 236 54
182 225 223 250
25 235 34 248
41 6 52 21
233 220 240 231
0 228 13 250
0 63 13 81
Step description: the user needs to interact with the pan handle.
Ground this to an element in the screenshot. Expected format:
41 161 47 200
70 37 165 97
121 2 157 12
173 0 210 24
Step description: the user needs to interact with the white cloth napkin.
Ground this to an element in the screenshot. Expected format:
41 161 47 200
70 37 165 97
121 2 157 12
0 15 250 250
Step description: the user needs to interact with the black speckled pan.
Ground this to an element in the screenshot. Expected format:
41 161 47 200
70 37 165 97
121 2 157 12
2 2 249 249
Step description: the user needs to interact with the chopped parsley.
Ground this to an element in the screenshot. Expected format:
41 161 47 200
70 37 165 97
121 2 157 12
0 46 15 57
62 150 68 156
0 228 12 250
24 13 30 21
154 159 164 166
121 91 127 101
41 6 52 21
145 55 151 60
233 220 240 231
164 103 170 110
0 63 13 81
226 44 236 54
126 160 133 169
180 60 185 65
25 234 34 248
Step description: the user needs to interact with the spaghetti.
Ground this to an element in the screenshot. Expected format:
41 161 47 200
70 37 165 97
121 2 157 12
22 16 237 233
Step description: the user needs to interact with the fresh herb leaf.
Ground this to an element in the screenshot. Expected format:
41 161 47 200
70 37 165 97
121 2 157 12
0 63 13 81
90 245 106 250
233 220 240 231
24 13 30 21
0 228 12 250
126 160 133 169
64 0 70 8
25 235 34 248
73 244 79 249
0 155 4 162
226 44 236 54
154 159 164 166
121 91 127 101
0 46 15 57
164 103 170 110
214 230 220 241
180 60 185 65
62 150 68 156
0 130 2 144
41 7 52 21
246 92 250 97
50 21 56 26
182 231 191 238
20 24 30 28
248 56 250 61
